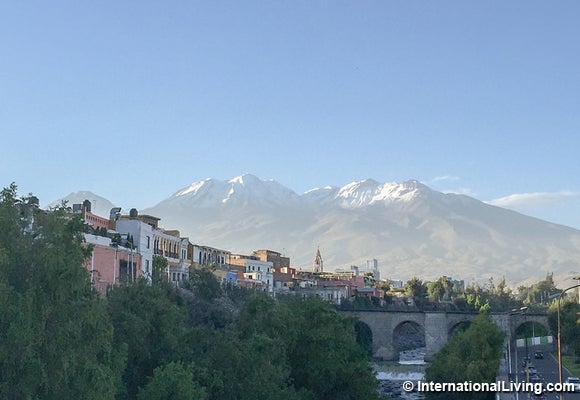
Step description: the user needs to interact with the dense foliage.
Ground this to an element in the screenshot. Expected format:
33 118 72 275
373 273 563 314
0 184 379 400
548 298 580 356
0 184 122 399
425 313 505 400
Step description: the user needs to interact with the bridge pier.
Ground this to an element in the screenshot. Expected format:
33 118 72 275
424 313 449 361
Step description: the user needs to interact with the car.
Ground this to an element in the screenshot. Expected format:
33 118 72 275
566 377 580 392
534 351 543 359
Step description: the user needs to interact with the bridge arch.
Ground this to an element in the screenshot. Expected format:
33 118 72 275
393 320 425 352
343 310 549 361
514 321 549 338
509 314 552 340
449 320 472 337
354 320 373 356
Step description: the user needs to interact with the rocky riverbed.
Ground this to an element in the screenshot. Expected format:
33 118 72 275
375 348 426 399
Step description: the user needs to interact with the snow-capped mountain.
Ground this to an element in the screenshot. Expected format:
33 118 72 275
158 174 437 210
166 174 300 208
140 175 580 285
49 175 580 285
46 191 117 218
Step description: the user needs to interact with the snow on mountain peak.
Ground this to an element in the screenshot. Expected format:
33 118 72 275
228 173 262 186
162 175 442 210
336 179 381 207
166 175 299 208
333 178 431 208
174 178 213 197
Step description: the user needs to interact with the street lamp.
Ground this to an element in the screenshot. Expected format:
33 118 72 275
557 277 580 400
510 306 528 400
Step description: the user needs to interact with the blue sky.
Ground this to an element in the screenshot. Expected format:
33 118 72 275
2 1 579 228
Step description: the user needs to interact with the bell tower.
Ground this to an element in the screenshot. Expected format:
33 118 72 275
313 247 323 273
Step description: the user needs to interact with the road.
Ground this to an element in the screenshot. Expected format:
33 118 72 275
505 343 580 400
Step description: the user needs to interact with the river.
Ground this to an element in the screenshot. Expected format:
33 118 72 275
374 348 427 399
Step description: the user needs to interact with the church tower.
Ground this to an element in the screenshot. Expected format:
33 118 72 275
313 247 323 273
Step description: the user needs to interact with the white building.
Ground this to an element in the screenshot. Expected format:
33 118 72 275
242 258 274 293
295 285 349 305
115 217 154 280
115 210 190 285
192 244 230 269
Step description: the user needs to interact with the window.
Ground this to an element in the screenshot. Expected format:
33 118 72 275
146 236 150 249
145 259 150 273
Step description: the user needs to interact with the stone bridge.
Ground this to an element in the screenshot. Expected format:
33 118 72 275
343 310 549 361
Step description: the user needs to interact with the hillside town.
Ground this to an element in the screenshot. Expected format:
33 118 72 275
75 198 396 304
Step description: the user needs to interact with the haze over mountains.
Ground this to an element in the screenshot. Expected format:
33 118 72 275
51 174 580 286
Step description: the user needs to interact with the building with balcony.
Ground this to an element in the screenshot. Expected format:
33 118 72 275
115 209 190 285
229 253 273 293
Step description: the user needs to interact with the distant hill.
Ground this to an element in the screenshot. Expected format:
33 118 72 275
47 191 117 220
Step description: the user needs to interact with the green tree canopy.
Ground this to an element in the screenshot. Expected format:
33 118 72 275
425 313 504 400
106 279 186 399
0 183 122 399
137 362 208 400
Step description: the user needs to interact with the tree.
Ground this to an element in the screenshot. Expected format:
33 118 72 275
189 266 222 301
138 362 207 400
425 313 504 400
152 254 168 284
461 277 521 313
518 273 557 307
427 277 449 302
0 184 122 399
548 299 580 356
237 293 282 338
185 267 234 329
279 297 380 400
404 277 427 306
106 279 186 399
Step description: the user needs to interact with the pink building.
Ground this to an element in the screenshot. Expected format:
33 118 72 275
85 234 142 294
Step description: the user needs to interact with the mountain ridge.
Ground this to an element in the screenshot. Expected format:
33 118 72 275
49 175 580 286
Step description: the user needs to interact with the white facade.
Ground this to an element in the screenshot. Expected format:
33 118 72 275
115 219 154 281
115 218 190 285
296 285 349 305
193 244 230 268
169 237 191 285
243 259 274 293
